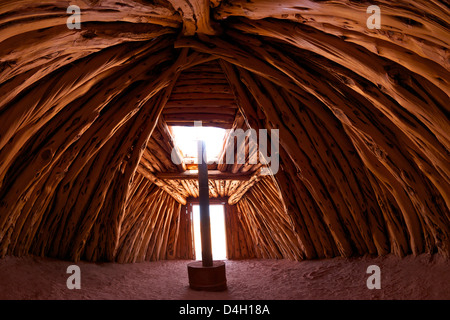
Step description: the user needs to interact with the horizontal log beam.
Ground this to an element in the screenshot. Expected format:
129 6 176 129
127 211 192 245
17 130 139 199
164 99 237 107
155 170 254 180
137 165 187 205
163 107 236 115
228 169 262 205
186 196 228 204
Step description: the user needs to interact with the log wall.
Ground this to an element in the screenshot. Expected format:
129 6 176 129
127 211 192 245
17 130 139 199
231 177 304 260
117 174 184 263
0 0 448 262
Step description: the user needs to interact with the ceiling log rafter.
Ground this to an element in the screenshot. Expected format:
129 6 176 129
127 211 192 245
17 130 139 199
0 0 448 262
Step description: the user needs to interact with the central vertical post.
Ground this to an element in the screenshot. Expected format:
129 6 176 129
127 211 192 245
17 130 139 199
197 140 213 267
187 137 227 291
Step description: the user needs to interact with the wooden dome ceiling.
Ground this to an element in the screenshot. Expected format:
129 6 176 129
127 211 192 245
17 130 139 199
0 0 448 262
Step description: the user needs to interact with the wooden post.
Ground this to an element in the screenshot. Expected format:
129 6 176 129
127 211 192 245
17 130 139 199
198 140 213 267
187 139 227 291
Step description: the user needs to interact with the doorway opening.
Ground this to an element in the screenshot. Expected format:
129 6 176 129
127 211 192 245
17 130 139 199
192 204 227 261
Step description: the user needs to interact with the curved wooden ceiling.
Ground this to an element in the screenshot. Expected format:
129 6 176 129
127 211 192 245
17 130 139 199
0 0 448 262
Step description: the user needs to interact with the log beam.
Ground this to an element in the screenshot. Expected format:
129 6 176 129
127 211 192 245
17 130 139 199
168 0 220 35
138 165 187 205
228 170 262 205
155 170 254 181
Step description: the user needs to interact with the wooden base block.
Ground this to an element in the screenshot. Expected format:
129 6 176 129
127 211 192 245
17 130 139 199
187 261 227 291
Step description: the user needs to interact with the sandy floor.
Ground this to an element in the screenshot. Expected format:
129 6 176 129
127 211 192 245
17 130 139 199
0 254 449 300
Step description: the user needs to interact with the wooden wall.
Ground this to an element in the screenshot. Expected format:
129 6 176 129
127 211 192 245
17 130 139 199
0 1 448 262
206 177 305 261
116 173 183 263
175 204 195 260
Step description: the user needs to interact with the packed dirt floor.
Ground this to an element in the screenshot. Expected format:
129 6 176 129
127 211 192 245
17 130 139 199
1 253 449 300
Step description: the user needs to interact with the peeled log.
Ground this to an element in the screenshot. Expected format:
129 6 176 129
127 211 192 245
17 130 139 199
167 0 219 35
0 0 448 262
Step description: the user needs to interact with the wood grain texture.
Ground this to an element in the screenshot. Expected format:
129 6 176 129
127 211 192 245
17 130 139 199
0 0 448 261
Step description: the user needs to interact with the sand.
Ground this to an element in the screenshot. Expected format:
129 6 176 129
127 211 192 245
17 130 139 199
0 253 449 300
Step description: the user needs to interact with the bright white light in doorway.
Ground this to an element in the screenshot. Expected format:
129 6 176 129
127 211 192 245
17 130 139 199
193 204 227 261
170 126 227 162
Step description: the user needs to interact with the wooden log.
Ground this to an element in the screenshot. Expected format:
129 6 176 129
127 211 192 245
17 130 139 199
177 32 449 257
224 203 253 259
171 84 232 94
63 48 192 261
237 67 357 257
197 140 213 266
167 0 219 35
139 191 168 261
117 187 176 262
228 170 261 205
2 46 223 260
247 180 304 260
257 76 377 255
219 60 262 129
164 99 237 108
275 157 323 259
155 170 253 180
0 37 174 187
229 21 450 148
236 199 269 258
68 88 169 261
346 127 425 255
234 205 257 258
0 0 180 45
1 0 449 262
364 170 410 257
215 0 450 64
169 92 235 101
138 165 187 205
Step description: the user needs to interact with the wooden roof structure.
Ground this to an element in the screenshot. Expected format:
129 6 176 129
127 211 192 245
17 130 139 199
0 0 448 263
